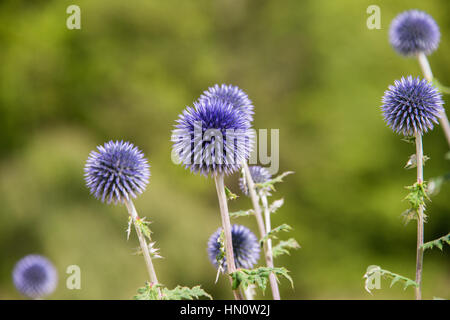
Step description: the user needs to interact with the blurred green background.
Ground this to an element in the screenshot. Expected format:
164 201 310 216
0 0 449 300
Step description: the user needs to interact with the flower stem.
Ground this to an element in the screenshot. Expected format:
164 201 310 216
125 198 160 295
260 192 280 299
417 52 450 147
213 174 243 300
242 162 281 300
414 132 424 300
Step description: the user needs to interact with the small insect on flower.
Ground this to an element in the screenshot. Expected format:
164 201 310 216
172 98 253 176
239 165 272 196
381 76 444 136
13 255 58 299
208 224 260 270
84 140 150 204
389 10 440 56
199 84 254 124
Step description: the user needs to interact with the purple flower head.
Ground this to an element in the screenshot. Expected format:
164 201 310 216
390 10 440 56
172 98 253 176
207 224 260 270
85 140 150 204
381 76 444 136
13 255 58 299
239 166 272 196
199 84 254 124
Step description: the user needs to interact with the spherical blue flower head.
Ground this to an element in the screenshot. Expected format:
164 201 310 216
207 224 260 270
85 140 150 204
199 84 254 124
172 98 253 176
390 10 440 56
13 255 58 299
239 165 272 196
381 76 444 136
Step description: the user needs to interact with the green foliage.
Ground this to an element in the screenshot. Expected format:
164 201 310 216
136 217 153 241
421 233 450 251
363 266 418 294
259 224 293 246
272 238 301 258
215 230 226 283
135 282 161 300
404 154 429 170
402 182 430 224
229 209 254 218
269 198 284 214
230 267 293 293
255 171 294 191
225 186 239 201
401 136 416 144
135 282 212 300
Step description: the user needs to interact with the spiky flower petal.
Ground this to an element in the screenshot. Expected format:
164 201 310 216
85 140 150 204
207 224 260 270
239 165 272 196
172 98 253 176
199 84 254 123
390 10 440 56
381 76 444 136
13 255 58 299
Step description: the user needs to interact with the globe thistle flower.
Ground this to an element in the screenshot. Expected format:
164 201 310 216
172 98 253 176
381 76 444 136
389 10 440 56
13 255 58 299
84 140 150 204
199 84 254 123
208 224 260 270
239 165 272 196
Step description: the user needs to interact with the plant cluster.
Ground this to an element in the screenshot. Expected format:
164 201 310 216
363 9 449 300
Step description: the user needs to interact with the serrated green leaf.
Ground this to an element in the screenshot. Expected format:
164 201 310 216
363 265 418 294
134 282 162 300
230 267 293 293
260 224 292 246
390 276 401 288
402 182 430 224
272 238 301 258
421 233 450 252
162 285 212 300
255 171 294 191
403 280 417 291
229 209 254 218
269 199 284 214
136 217 153 241
134 283 212 300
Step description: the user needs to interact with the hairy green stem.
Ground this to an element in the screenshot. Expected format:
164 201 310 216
414 132 424 300
125 199 161 296
417 52 450 147
214 174 243 300
243 162 281 300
